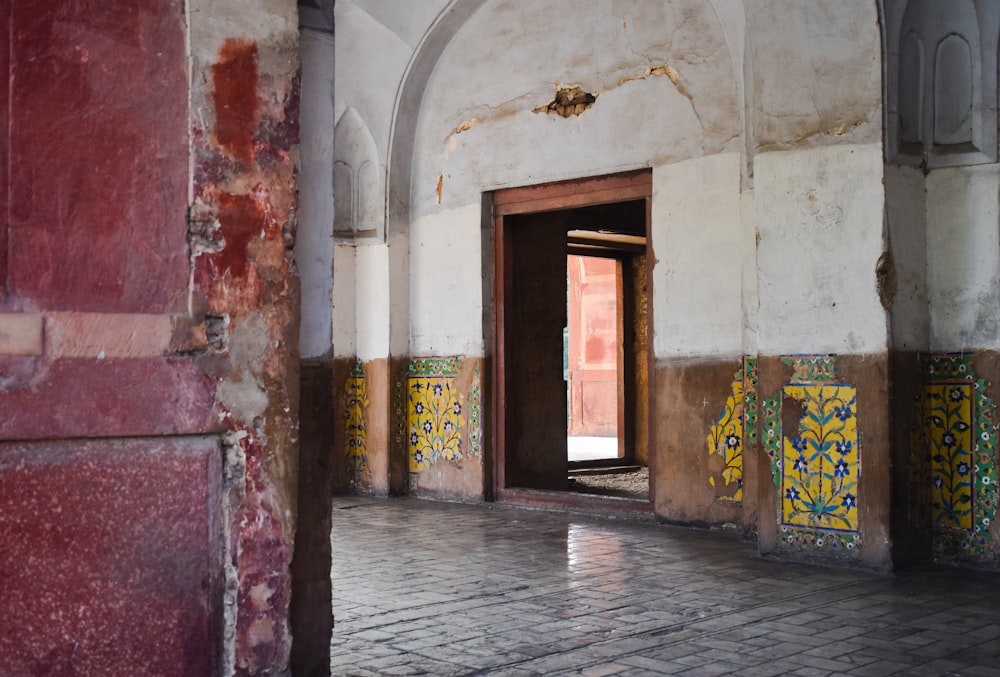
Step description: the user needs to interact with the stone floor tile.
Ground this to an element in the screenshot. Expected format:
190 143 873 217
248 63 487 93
788 668 835 677
618 653 698 674
728 662 805 677
786 652 851 673
330 497 1000 676
674 661 744 676
844 658 914 676
576 662 632 676
963 668 1000 677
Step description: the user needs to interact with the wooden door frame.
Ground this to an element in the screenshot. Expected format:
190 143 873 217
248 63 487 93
488 169 654 502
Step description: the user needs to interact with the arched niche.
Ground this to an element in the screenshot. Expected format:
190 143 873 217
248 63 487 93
885 0 998 167
934 35 975 146
334 106 383 242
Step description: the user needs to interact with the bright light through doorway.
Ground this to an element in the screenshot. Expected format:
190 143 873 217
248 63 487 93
566 254 622 462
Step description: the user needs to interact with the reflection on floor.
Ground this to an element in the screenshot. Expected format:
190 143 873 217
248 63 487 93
331 497 1000 675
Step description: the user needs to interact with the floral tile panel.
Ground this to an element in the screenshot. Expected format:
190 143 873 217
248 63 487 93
407 357 464 475
780 383 859 533
707 357 757 503
763 356 861 554
345 364 369 477
708 367 744 502
917 355 998 558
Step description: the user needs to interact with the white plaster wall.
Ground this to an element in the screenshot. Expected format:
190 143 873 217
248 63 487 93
755 144 888 355
402 0 743 357
747 0 881 152
189 0 298 65
328 0 890 363
740 189 759 353
927 164 1000 350
297 28 335 358
409 204 483 356
351 0 449 49
410 0 741 222
652 153 744 359
331 244 356 358
330 1 452 362
355 244 390 361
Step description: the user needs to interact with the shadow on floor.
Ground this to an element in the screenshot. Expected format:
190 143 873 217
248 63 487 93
567 467 648 500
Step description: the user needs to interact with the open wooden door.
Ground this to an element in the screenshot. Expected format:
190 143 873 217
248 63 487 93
502 211 569 490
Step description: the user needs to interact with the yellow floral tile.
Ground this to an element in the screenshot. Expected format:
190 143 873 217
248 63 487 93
781 384 859 532
708 374 743 502
408 376 463 474
924 383 974 531
345 371 368 475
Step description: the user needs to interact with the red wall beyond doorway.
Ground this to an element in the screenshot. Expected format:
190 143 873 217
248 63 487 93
567 255 620 438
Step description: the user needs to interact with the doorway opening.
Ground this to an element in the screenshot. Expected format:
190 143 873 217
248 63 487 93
491 170 653 508
565 250 647 501
566 254 621 463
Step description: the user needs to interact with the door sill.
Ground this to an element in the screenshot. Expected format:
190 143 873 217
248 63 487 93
494 487 655 519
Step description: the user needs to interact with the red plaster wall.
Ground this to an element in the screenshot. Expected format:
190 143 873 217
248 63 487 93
0 357 216 439
6 0 189 314
0 437 222 676
0 2 232 672
0 3 8 288
567 255 620 438
0 0 301 672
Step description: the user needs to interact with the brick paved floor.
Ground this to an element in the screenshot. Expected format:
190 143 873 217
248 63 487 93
330 497 1000 676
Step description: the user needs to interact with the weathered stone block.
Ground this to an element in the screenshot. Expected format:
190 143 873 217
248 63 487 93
0 436 222 676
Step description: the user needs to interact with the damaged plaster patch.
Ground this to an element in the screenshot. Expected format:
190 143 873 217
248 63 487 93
444 118 481 160
533 83 598 118
528 64 690 124
452 118 480 135
876 251 896 310
216 313 271 421
436 174 444 205
218 377 269 422
618 65 679 87
833 119 865 136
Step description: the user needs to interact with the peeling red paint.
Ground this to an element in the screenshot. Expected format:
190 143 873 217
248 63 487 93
220 427 293 676
255 71 301 170
212 39 260 167
191 186 290 313
217 193 265 279
197 26 299 673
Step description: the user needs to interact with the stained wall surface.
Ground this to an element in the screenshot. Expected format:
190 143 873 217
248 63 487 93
318 0 1000 572
319 0 914 571
1 0 303 673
